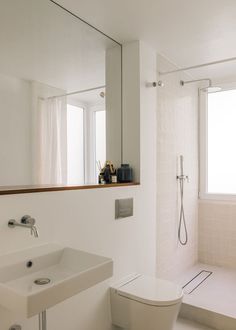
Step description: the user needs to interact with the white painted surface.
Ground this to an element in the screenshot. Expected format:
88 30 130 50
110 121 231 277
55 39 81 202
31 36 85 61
0 41 157 330
122 41 141 181
106 45 122 168
0 0 111 92
57 0 236 80
0 74 32 185
175 318 214 330
156 55 199 279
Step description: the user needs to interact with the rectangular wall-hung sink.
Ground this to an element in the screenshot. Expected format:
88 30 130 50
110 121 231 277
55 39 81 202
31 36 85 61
0 244 113 317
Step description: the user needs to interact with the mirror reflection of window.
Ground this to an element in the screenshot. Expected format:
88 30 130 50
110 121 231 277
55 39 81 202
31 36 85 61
67 104 84 185
95 110 106 179
0 0 122 191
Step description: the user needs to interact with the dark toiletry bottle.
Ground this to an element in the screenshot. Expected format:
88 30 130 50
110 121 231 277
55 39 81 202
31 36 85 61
99 161 117 184
103 164 112 184
117 164 133 183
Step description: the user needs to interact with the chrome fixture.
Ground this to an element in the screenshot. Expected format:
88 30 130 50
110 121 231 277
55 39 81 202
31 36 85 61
159 55 236 76
182 270 213 294
42 85 106 100
9 325 22 330
39 310 47 330
157 80 164 87
177 155 189 246
34 278 51 285
180 78 222 93
8 215 39 238
146 81 164 87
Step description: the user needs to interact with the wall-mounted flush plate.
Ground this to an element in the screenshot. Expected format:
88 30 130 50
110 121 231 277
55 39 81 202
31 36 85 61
115 198 133 219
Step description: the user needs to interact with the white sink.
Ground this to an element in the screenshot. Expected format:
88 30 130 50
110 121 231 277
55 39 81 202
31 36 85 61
0 244 113 317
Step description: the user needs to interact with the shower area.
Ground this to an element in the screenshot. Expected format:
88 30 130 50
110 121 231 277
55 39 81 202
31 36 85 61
156 54 236 330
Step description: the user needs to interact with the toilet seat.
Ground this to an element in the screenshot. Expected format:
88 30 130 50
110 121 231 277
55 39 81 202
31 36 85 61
117 275 183 306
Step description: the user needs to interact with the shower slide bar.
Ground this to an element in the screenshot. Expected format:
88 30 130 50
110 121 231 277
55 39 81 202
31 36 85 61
183 270 213 294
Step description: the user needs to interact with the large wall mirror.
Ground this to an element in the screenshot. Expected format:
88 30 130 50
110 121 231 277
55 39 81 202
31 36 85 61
0 0 122 193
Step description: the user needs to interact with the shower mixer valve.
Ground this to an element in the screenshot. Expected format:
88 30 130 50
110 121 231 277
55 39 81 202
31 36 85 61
177 174 189 182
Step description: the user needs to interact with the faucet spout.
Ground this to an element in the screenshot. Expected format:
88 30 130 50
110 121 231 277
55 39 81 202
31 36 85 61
8 215 39 238
31 225 39 238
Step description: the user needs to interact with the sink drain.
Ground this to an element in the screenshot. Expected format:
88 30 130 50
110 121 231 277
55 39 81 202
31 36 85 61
34 278 51 285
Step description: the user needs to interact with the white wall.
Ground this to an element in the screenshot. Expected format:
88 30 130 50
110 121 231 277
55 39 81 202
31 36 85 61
0 41 157 330
156 55 199 279
106 45 122 169
0 74 32 185
122 41 141 182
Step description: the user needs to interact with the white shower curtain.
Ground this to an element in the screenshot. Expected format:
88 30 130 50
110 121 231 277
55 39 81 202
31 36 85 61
37 96 67 185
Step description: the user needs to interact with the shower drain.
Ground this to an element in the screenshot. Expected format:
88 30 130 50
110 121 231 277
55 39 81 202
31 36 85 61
34 278 51 285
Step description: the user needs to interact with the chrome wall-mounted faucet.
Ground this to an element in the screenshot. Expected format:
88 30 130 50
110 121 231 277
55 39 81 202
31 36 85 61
8 215 39 238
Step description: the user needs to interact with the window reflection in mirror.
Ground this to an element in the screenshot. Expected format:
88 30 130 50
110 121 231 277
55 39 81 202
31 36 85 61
0 0 122 190
67 104 84 185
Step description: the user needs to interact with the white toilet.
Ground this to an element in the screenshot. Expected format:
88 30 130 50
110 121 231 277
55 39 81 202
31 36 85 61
110 274 183 330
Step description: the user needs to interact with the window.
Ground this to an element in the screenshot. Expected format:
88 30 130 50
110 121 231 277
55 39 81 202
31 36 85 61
95 110 106 178
67 104 84 184
201 88 236 197
66 104 106 185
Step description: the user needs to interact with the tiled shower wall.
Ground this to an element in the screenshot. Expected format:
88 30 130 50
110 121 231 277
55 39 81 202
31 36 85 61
199 200 236 268
156 55 199 279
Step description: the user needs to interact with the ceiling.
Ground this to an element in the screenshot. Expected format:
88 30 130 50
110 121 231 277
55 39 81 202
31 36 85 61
0 0 119 93
56 0 236 81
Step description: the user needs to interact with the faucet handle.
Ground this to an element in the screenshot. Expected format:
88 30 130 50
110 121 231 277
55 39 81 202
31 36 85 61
21 215 35 225
8 219 17 228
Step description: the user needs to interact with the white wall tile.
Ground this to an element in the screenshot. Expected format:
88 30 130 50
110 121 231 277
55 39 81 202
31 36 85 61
199 200 236 268
156 55 199 279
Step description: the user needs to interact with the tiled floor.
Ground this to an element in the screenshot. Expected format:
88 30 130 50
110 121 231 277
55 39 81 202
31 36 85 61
175 263 236 318
175 318 214 330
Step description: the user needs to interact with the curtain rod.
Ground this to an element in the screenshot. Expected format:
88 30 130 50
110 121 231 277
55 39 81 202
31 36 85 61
159 56 236 76
41 85 106 100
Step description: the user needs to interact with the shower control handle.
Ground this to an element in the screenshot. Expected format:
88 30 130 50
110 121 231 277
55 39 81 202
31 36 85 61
177 174 189 182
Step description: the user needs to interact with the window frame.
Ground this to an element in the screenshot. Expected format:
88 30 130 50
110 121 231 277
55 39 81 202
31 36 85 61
200 81 236 200
66 100 106 185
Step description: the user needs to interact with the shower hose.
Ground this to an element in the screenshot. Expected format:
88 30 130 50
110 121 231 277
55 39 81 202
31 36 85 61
178 176 188 245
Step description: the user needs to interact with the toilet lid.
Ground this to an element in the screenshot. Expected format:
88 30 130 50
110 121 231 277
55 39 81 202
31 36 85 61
117 275 183 306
